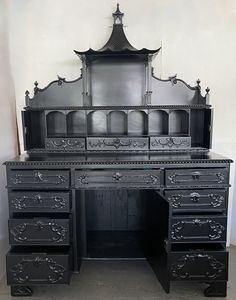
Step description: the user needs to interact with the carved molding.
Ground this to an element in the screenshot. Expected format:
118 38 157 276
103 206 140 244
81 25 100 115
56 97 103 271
168 192 224 209
45 138 85 151
150 137 191 149
10 171 67 186
10 257 66 284
171 254 226 279
10 221 68 243
171 218 225 241
11 194 67 210
88 138 148 150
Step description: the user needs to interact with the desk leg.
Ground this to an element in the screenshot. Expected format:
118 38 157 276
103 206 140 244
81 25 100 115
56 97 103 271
11 286 33 297
204 282 227 297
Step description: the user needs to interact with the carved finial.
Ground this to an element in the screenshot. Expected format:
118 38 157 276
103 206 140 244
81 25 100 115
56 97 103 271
197 79 201 86
57 75 66 86
25 90 30 106
169 74 177 85
206 87 210 94
34 81 39 94
113 3 124 25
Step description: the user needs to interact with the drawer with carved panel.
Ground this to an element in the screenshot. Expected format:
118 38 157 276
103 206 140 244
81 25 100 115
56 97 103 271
75 169 161 189
6 248 72 285
165 168 229 187
8 191 71 213
170 216 227 243
169 245 228 281
7 169 70 189
165 189 227 212
8 218 70 246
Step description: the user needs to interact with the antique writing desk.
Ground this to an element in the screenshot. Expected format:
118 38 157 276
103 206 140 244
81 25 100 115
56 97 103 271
5 5 232 297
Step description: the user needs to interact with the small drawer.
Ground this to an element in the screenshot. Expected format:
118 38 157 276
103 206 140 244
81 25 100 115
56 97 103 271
6 248 72 285
7 169 70 189
165 168 229 187
87 137 149 151
75 169 161 189
170 216 227 243
9 218 70 246
45 137 85 151
169 248 228 281
150 136 191 150
165 189 227 212
9 191 71 213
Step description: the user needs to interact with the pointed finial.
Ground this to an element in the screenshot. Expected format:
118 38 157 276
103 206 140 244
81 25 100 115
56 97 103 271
25 90 30 96
197 79 201 86
34 81 39 94
25 90 30 106
113 3 124 25
206 87 210 94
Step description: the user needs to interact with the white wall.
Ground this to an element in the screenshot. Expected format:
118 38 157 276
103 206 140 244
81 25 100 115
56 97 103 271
7 0 236 244
0 0 18 279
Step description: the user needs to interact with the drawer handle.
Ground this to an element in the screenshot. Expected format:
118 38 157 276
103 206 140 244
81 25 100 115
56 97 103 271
112 172 123 181
190 192 200 202
191 171 201 180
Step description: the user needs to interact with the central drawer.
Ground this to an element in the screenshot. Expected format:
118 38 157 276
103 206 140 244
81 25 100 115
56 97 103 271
75 169 161 189
165 168 229 187
6 248 72 285
170 216 227 243
9 218 70 246
7 170 70 189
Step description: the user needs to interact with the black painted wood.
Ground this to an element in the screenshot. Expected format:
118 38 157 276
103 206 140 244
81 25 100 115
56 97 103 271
4 4 233 298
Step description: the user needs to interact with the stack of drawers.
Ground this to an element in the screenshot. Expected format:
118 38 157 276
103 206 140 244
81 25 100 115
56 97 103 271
6 169 72 296
165 167 229 296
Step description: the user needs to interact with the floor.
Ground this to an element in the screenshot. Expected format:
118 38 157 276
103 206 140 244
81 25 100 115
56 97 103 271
0 246 235 300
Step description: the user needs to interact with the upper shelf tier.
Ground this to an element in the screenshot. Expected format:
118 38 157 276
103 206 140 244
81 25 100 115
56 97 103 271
25 75 208 109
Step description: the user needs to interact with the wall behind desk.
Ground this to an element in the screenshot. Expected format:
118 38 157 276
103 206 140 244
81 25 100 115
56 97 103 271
7 0 236 245
0 0 18 279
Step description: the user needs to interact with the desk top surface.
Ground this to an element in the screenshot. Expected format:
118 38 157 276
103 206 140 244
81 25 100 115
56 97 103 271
4 151 233 166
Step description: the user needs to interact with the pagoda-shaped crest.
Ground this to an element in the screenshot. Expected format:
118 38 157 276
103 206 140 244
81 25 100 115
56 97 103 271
74 4 160 58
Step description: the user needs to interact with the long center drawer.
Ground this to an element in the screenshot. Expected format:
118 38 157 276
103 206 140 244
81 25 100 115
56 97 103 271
75 169 161 189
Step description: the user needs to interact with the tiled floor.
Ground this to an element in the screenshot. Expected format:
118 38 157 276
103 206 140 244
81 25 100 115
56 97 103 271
0 246 235 300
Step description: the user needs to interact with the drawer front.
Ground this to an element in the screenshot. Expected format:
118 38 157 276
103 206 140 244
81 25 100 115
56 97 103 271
45 138 85 151
9 219 70 246
9 191 70 213
75 169 161 189
6 252 71 285
87 137 149 151
150 136 191 150
170 251 228 281
8 170 70 188
171 216 227 243
166 189 227 212
165 168 228 187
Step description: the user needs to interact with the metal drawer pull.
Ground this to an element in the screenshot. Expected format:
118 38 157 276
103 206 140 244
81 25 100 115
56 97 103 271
112 172 123 181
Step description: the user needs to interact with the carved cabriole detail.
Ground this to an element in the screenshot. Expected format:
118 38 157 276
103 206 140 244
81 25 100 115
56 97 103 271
10 172 67 186
150 137 191 149
168 172 225 184
11 194 67 210
171 219 225 241
45 138 85 151
10 257 66 284
168 193 224 209
87 138 148 150
171 254 226 279
10 221 68 243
